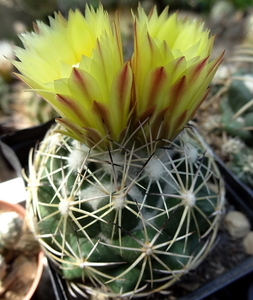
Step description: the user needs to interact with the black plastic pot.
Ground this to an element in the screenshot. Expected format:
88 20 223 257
1 121 253 300
0 119 55 174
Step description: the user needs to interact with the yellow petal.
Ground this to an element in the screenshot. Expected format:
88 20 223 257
14 5 129 147
131 5 223 143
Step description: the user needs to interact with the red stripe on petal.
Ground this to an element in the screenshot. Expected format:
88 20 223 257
148 66 167 106
56 118 104 147
138 105 156 125
72 67 85 85
56 118 85 142
84 127 104 147
170 76 186 111
117 63 131 102
72 68 92 99
174 56 185 71
190 56 209 81
150 106 170 140
92 101 111 134
56 94 84 123
207 51 224 75
147 33 154 55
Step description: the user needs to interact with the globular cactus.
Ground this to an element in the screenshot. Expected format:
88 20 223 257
27 124 224 297
219 74 253 188
14 4 225 297
220 75 253 146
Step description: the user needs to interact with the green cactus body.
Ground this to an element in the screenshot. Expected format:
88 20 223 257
220 76 253 145
27 124 224 297
227 76 253 113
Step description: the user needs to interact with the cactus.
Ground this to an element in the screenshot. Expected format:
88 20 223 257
219 74 253 188
220 75 253 146
27 123 224 297
14 4 225 297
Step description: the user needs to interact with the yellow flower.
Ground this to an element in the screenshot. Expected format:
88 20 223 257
14 5 133 146
14 4 223 148
131 6 224 142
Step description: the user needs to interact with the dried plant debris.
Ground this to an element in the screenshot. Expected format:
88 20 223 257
0 210 40 300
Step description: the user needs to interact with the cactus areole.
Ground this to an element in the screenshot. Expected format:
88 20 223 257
16 4 225 298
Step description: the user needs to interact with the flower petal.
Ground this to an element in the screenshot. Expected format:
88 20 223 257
131 5 223 143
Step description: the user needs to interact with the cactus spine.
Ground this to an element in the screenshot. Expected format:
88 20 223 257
27 122 224 297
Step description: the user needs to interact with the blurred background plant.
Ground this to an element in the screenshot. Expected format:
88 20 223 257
195 21 253 190
219 73 253 189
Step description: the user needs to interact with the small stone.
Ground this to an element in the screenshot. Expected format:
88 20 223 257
243 232 253 255
224 211 251 238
